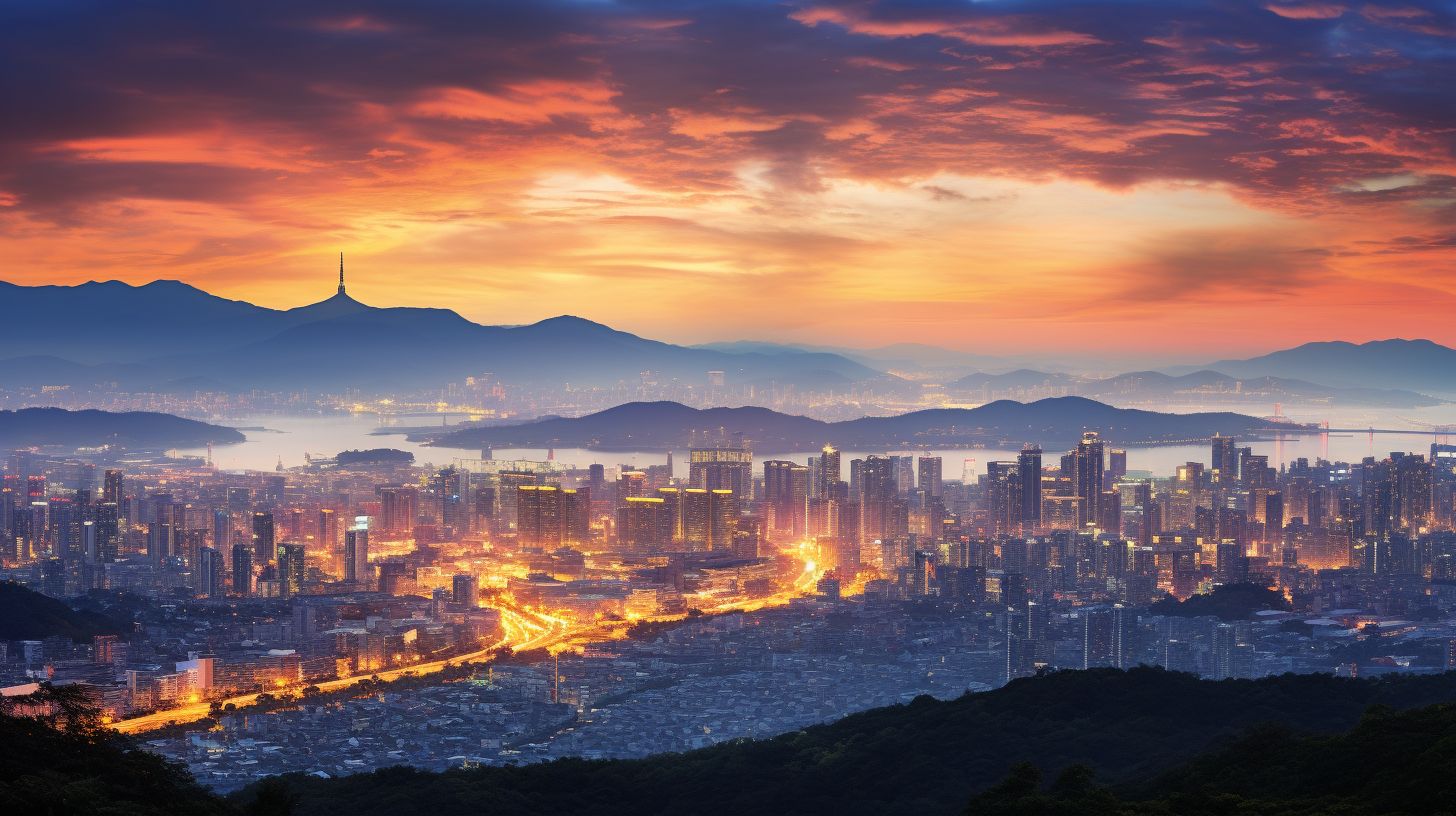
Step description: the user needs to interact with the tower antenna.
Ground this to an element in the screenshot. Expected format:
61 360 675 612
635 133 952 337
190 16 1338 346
338 252 346 295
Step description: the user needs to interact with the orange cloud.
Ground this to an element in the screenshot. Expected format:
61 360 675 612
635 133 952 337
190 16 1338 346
0 0 1454 357
791 6 1101 47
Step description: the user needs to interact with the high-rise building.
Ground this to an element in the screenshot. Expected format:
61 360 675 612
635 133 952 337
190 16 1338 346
709 489 738 552
518 484 563 548
277 542 306 597
452 573 477 607
1073 432 1105 528
890 455 915 494
1111 604 1137 669
1082 608 1114 669
93 501 118 565
230 544 253 596
763 460 808 540
689 445 753 498
378 486 418 536
1017 446 1043 531
251 511 275 565
198 546 225 599
562 487 590 546
497 471 539 529
345 519 371 588
815 445 842 500
317 508 339 574
146 493 173 565
102 470 124 518
917 457 943 497
435 467 468 532
1107 449 1128 488
212 508 231 551
617 496 672 553
0 480 16 563
987 461 1020 536
861 455 899 543
1211 435 1238 486
681 489 712 550
1211 623 1237 680
1393 453 1433 530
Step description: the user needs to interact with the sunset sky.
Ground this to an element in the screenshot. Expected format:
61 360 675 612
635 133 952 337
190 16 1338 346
1 0 1453 358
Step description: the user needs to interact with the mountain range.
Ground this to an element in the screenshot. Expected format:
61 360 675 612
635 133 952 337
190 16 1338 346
0 280 888 392
945 368 1443 408
4 279 1451 399
0 408 244 449
1166 339 1456 395
429 396 1303 451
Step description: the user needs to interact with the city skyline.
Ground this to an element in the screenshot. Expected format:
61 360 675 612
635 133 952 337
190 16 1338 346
4 3 1456 812
2 1 1454 354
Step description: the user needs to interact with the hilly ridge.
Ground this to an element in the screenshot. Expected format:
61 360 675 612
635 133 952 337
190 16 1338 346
250 667 1456 816
0 280 888 392
0 408 245 449
430 396 1301 451
1168 339 1456 394
6 667 1456 815
946 367 1442 408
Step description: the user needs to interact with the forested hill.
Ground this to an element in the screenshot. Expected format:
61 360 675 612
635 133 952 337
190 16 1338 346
10 667 1456 815
244 667 1456 816
0 581 127 641
0 407 244 449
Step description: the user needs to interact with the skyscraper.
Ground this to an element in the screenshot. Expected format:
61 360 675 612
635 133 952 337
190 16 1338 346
763 460 808 540
917 456 943 498
681 489 712 551
815 444 842 499
709 489 738 552
252 511 275 565
861 455 899 543
617 496 672 553
1107 449 1127 488
92 500 118 563
497 470 539 529
562 487 590 546
317 508 339 573
102 469 124 519
689 445 753 498
378 486 417 536
345 520 371 589
1073 432 1105 528
1211 435 1238 486
435 467 468 532
452 573 478 607
518 484 564 548
230 544 253 596
1017 446 1043 531
277 542 306 596
198 546 225 599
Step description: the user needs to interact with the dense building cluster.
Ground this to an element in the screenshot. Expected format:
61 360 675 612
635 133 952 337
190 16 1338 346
4 427 1456 759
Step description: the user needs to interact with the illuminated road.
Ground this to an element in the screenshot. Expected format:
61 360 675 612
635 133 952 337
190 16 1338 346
113 553 823 735
111 634 512 735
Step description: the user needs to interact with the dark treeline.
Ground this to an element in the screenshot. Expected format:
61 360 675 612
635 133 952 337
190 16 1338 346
10 668 1456 815
238 667 1456 816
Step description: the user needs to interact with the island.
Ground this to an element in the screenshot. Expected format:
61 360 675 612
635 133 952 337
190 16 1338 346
0 407 245 449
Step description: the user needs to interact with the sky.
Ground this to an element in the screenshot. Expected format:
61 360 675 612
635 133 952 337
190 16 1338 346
1 0 1453 359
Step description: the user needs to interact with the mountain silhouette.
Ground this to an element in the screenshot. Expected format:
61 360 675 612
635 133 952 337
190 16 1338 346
947 367 1440 407
0 279 886 392
1167 339 1456 394
431 396 1301 451
0 407 245 449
